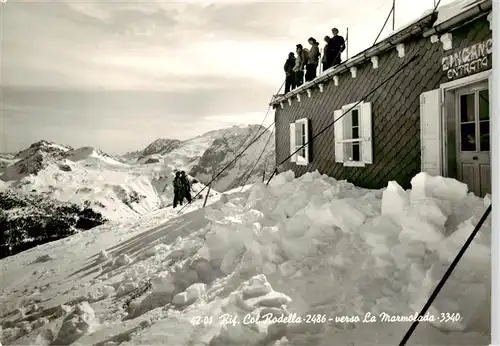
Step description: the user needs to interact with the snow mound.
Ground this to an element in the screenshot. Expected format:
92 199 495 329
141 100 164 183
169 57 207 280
0 170 490 346
52 302 97 345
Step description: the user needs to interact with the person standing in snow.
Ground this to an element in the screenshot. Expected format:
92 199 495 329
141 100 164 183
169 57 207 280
180 171 192 204
173 171 184 208
322 36 332 71
293 44 308 87
329 28 346 67
284 52 296 93
305 37 320 82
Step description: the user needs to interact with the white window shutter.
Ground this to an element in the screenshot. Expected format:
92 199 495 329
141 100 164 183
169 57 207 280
360 102 373 164
295 118 308 166
334 110 344 163
289 123 297 163
419 89 443 176
304 118 310 163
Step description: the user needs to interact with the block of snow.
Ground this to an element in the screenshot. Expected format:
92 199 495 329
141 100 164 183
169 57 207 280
411 173 468 203
55 304 72 318
241 209 265 224
278 261 297 277
172 292 189 306
269 171 294 187
220 247 244 275
191 257 215 284
98 250 111 262
144 243 170 258
117 282 139 296
114 254 132 267
52 302 96 345
262 261 277 275
151 271 176 295
212 323 263 345
185 283 207 302
101 285 116 298
484 194 491 207
381 181 409 217
245 291 292 309
242 274 272 299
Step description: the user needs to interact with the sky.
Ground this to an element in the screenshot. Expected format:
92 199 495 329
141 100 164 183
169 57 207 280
0 0 453 154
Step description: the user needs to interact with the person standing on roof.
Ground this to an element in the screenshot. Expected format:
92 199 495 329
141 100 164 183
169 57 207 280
293 44 308 87
329 28 346 67
284 52 297 93
305 37 320 82
322 36 332 71
172 171 184 208
179 171 192 204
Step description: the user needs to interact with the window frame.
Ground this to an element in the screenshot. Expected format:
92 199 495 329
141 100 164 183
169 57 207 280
289 118 310 166
334 101 373 167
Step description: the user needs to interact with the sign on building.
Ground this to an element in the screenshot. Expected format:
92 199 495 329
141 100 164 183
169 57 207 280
441 38 492 80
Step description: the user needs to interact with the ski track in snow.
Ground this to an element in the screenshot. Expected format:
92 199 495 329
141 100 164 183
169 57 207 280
0 171 491 346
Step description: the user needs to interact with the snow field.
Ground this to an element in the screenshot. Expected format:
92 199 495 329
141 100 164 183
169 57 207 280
0 170 491 345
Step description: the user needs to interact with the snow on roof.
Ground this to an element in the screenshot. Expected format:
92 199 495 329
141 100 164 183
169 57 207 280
377 0 486 42
376 9 435 43
433 0 485 27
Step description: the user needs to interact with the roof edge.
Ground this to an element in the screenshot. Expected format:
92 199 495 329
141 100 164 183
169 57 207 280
423 0 492 38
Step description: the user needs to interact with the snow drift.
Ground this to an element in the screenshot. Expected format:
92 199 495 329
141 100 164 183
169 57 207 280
0 171 490 346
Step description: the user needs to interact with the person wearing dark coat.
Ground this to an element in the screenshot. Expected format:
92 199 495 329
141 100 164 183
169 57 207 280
293 44 308 87
179 171 192 204
305 37 320 82
329 28 346 67
284 52 297 93
172 171 184 208
322 36 332 71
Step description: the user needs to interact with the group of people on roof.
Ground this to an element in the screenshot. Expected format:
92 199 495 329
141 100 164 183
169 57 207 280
283 27 346 94
172 170 192 208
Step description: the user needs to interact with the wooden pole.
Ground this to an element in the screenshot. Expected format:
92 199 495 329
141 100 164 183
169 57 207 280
262 170 266 183
392 0 395 31
202 184 211 207
346 27 349 60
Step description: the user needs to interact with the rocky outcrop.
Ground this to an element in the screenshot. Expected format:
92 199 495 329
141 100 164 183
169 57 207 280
138 139 182 160
189 125 275 192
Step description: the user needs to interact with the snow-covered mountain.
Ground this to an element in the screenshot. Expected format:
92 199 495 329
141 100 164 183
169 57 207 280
121 138 182 163
1 124 272 224
121 124 275 192
0 171 491 345
0 124 273 258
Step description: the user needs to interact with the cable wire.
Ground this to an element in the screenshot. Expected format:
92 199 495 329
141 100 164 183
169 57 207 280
238 125 275 193
231 79 285 160
373 4 395 45
398 204 492 346
433 0 443 13
176 121 275 215
174 80 284 215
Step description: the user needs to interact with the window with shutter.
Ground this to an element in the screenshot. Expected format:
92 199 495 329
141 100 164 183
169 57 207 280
295 118 310 165
289 118 311 166
334 102 373 167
